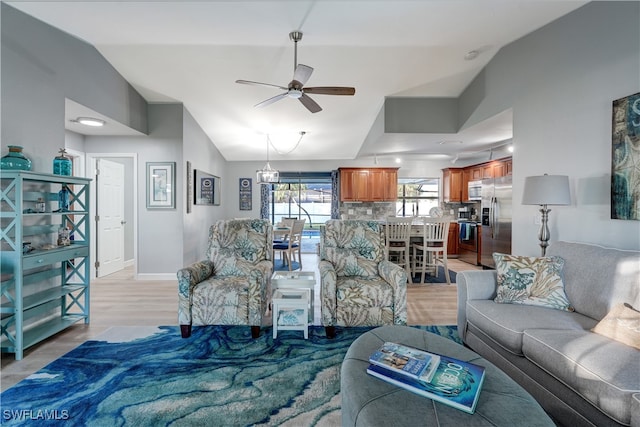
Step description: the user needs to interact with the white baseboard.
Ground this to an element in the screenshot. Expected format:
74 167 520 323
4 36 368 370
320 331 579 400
124 259 135 268
135 273 176 281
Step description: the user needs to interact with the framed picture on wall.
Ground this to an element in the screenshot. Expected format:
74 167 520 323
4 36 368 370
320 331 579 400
146 162 176 209
194 169 221 206
239 178 252 210
611 92 640 220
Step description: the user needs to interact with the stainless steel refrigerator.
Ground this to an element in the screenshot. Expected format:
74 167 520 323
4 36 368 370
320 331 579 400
480 176 512 269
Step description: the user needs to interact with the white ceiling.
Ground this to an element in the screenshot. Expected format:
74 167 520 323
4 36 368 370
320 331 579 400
7 0 587 162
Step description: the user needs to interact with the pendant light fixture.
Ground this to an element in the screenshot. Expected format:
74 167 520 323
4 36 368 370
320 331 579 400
256 131 306 184
256 135 279 184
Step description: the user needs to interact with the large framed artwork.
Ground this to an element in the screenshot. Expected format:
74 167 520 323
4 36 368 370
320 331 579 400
146 162 176 209
611 92 640 220
194 169 221 206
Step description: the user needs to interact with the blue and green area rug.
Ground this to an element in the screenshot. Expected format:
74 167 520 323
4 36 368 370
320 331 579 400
1 325 460 426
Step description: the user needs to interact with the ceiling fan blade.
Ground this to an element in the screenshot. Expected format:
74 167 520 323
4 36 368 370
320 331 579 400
236 79 288 91
293 64 314 86
299 93 322 113
255 92 288 108
303 86 356 96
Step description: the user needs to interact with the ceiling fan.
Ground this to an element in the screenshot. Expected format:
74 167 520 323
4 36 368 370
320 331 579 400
236 31 355 113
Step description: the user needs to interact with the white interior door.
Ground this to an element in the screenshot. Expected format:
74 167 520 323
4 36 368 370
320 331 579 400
97 158 125 277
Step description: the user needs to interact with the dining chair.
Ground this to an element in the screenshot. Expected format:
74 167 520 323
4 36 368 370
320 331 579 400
273 218 306 270
411 217 451 285
384 216 413 280
274 218 295 243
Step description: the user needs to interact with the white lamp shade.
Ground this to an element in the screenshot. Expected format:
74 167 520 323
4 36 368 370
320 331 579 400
522 175 571 206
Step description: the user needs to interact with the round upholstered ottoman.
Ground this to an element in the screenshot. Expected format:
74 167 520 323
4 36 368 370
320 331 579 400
341 325 555 427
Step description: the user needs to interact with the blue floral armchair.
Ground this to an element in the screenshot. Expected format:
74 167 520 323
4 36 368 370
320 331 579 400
319 220 407 338
177 219 273 338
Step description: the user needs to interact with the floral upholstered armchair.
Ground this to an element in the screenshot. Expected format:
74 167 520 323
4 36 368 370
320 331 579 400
319 220 407 338
177 219 273 338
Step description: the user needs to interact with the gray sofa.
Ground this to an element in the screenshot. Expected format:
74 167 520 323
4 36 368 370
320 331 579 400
457 241 640 427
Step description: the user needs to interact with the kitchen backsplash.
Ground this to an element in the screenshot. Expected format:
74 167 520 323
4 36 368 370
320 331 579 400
339 201 480 220
339 202 395 220
444 202 481 220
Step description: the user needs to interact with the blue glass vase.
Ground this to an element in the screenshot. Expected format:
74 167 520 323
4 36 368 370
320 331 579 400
53 148 72 176
0 145 32 171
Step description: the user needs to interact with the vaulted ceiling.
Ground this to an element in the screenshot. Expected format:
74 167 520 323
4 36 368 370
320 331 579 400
7 1 587 162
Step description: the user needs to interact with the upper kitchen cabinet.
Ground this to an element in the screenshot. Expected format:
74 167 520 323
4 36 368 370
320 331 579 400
442 168 463 203
339 168 398 202
480 157 512 179
504 158 513 176
468 166 483 181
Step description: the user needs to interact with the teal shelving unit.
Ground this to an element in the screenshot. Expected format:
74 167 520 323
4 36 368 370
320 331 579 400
1 170 91 360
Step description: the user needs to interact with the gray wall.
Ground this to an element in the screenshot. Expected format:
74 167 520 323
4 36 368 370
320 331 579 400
459 1 640 253
84 104 185 276
182 108 227 265
1 3 147 168
65 130 136 263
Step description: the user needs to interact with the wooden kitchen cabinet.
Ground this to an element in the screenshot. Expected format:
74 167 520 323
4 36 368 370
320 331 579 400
448 222 458 256
482 163 494 179
464 157 512 181
370 168 398 201
340 169 368 201
469 167 483 181
339 167 398 202
442 168 463 203
504 158 513 176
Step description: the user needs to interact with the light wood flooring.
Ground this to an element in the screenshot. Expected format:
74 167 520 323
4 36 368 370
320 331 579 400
0 255 479 391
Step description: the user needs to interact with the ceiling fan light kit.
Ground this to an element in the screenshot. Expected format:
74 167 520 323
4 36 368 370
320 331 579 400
236 31 355 113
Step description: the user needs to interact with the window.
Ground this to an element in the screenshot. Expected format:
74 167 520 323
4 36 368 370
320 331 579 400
268 172 332 231
396 178 440 217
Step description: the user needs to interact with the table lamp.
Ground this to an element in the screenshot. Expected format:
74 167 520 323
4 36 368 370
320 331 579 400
522 174 571 256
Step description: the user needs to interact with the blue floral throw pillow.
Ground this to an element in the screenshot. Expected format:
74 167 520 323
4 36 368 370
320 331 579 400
493 253 574 311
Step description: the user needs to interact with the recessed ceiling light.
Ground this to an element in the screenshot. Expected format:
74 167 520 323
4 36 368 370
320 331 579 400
73 117 105 127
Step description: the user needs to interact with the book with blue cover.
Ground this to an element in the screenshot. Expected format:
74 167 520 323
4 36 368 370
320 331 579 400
369 342 441 383
367 351 486 414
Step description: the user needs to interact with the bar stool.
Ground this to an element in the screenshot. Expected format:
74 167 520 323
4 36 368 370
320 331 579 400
384 216 413 280
411 217 451 285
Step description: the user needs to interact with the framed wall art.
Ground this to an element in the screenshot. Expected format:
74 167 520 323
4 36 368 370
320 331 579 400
146 162 176 209
186 161 193 214
239 178 252 210
611 92 640 220
194 169 221 206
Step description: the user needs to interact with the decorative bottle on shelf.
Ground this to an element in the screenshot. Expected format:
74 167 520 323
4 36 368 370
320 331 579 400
53 148 72 176
0 145 32 171
58 186 69 212
35 198 46 213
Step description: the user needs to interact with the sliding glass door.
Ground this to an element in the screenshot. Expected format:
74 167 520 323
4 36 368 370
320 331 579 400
268 172 332 252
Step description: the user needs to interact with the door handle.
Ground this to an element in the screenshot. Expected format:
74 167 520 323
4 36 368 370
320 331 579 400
121 221 127 225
